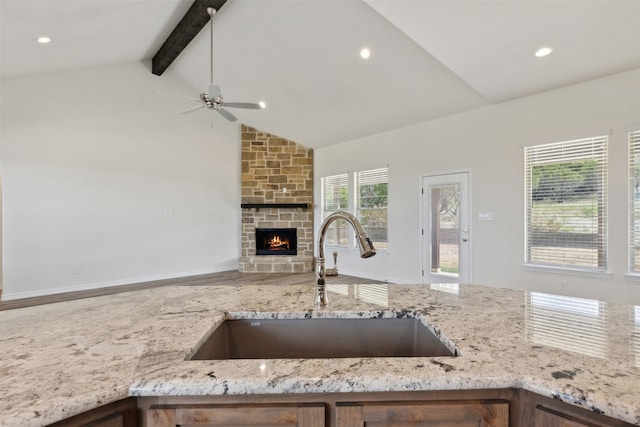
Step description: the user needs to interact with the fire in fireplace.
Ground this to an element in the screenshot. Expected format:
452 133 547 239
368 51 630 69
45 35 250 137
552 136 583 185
255 228 297 256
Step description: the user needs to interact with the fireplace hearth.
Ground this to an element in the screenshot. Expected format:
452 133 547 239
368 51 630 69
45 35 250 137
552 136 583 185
256 228 297 256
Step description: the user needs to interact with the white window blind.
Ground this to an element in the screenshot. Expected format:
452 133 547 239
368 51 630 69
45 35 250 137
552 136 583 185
321 173 349 246
356 167 388 250
629 130 640 273
524 136 608 271
633 306 640 368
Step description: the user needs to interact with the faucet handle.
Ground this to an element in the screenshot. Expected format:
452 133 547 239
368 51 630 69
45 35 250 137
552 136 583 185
315 278 328 307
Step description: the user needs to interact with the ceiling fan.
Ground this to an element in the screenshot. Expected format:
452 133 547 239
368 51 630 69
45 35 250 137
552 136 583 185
169 7 262 122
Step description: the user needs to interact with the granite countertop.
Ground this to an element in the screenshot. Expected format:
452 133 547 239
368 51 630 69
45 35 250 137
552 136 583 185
1 281 639 426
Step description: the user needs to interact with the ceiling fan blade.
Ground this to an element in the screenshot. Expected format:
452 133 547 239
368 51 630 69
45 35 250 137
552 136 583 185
159 91 201 102
208 84 221 99
180 104 205 114
223 102 262 109
216 107 238 122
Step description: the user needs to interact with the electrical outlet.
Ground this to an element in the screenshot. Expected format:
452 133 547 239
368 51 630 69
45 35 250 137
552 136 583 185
73 265 82 275
560 281 567 290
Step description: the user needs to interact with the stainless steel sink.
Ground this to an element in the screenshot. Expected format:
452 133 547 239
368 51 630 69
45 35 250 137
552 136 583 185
190 318 456 360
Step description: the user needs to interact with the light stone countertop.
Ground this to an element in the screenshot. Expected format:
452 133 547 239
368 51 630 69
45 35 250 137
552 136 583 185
1 281 639 426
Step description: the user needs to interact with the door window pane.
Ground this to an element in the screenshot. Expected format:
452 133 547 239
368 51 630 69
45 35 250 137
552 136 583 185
430 184 460 277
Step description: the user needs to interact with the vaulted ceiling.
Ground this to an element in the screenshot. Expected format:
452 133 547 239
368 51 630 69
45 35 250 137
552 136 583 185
2 0 639 148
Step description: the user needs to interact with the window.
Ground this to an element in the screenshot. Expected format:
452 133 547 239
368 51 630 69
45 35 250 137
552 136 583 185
356 168 389 250
628 130 640 273
321 173 349 246
320 167 389 251
633 306 640 368
524 135 608 272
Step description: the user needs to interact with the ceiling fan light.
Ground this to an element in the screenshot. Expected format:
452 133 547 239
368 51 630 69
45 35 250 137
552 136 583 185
535 47 553 57
168 7 263 123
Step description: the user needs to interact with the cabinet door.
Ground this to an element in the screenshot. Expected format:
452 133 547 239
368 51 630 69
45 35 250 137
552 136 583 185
519 390 636 427
48 397 137 427
534 407 591 427
147 404 324 427
335 400 509 427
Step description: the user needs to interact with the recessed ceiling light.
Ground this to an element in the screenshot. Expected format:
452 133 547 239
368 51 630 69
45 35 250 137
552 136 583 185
360 48 371 60
258 101 267 109
535 47 553 57
37 36 51 44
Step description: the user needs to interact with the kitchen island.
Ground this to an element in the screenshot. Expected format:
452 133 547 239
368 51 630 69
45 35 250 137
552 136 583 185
1 275 638 426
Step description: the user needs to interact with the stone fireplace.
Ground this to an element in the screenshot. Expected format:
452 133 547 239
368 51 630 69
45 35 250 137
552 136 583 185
239 125 314 273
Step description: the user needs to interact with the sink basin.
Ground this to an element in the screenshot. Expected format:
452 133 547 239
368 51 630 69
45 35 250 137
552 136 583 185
190 317 456 360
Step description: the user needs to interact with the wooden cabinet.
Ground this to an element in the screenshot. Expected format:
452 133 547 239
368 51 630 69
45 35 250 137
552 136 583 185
38 386 638 427
138 390 515 427
146 403 325 427
335 400 509 427
519 390 637 427
47 397 137 427
145 399 508 427
137 388 637 427
533 406 594 427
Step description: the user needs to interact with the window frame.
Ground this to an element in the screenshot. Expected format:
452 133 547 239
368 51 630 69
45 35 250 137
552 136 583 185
629 130 640 275
320 173 350 247
355 167 389 252
523 135 609 274
319 166 389 253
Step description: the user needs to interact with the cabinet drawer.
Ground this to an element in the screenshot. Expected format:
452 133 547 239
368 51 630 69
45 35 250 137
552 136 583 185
147 403 325 427
335 400 509 427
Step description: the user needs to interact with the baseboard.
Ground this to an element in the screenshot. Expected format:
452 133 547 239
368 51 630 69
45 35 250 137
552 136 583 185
0 268 229 301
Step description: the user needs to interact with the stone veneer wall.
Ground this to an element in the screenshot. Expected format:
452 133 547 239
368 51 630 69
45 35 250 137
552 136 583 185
239 125 314 273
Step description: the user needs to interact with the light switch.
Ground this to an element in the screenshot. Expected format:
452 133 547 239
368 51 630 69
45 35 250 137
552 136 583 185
478 212 494 221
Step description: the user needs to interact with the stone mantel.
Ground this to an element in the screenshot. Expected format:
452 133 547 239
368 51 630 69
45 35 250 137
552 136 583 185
241 203 310 209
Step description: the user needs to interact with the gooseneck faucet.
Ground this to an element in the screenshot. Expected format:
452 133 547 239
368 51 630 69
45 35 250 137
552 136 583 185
316 211 376 306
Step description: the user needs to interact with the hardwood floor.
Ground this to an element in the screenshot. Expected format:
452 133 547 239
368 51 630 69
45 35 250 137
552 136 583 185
0 271 386 311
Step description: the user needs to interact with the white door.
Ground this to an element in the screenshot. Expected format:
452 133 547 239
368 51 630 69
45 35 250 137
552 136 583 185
422 172 471 284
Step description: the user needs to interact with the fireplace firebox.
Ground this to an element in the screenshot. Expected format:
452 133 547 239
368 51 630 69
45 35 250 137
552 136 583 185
255 228 297 256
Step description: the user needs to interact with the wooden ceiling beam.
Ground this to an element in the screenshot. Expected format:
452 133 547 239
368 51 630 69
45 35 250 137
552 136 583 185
152 0 228 76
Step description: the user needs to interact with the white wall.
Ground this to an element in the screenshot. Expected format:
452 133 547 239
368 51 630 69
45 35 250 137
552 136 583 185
3 61 639 304
315 68 640 304
1 61 241 300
